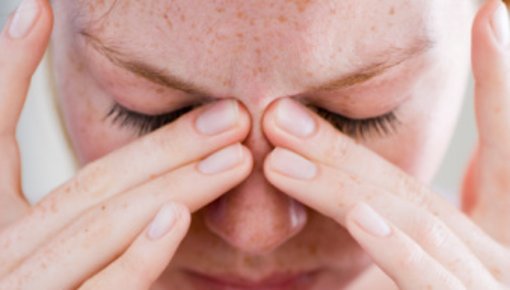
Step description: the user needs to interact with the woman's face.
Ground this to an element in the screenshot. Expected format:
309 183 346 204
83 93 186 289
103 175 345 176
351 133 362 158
50 0 475 288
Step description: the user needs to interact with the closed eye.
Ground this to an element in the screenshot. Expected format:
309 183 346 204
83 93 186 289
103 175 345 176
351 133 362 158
309 106 401 139
104 103 197 136
105 102 401 139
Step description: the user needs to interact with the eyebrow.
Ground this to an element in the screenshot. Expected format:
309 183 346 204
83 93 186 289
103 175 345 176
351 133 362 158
80 30 433 96
307 38 433 92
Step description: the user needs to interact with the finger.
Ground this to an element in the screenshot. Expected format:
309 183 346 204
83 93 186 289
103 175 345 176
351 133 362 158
263 98 510 279
345 203 464 290
466 0 510 245
1 144 252 289
0 0 53 224
264 149 499 288
0 99 250 276
79 203 190 290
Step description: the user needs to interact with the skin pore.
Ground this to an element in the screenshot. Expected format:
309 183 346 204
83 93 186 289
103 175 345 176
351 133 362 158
49 0 475 288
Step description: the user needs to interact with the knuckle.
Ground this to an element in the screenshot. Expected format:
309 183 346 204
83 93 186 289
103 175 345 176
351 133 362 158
325 133 350 163
414 216 449 250
65 162 107 197
393 174 431 208
395 238 426 270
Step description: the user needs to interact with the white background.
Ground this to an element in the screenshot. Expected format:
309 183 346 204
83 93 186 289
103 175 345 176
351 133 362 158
0 1 478 199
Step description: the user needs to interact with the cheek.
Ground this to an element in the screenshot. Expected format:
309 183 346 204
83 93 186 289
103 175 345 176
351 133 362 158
53 51 137 165
61 96 135 165
364 63 467 184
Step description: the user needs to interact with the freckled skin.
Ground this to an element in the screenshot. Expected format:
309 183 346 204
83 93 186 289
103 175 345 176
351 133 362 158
50 0 476 288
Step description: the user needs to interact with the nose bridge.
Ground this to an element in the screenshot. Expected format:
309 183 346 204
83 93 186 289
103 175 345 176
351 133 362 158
203 102 308 254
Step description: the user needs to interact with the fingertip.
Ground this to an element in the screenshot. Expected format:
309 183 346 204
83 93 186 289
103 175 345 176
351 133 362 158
143 202 191 247
173 202 191 229
0 0 53 73
261 97 280 129
345 203 392 239
472 1 510 149
239 144 255 173
261 98 297 146
236 100 252 138
3 0 53 42
472 0 509 81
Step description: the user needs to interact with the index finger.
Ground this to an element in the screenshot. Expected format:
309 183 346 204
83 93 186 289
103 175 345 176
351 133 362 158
262 98 510 276
0 99 250 276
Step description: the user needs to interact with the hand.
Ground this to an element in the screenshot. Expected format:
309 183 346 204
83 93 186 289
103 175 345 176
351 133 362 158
0 0 253 289
263 0 510 288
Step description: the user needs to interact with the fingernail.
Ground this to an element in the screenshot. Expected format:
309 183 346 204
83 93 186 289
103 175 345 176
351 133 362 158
276 99 316 138
491 1 510 46
269 148 317 180
147 203 180 240
196 100 239 136
350 203 391 237
8 0 40 39
198 144 243 174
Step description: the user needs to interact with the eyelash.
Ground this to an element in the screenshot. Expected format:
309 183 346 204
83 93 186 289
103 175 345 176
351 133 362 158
105 103 196 136
309 106 401 139
106 102 401 138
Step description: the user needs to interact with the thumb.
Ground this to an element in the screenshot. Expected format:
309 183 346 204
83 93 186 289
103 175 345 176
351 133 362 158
467 0 510 245
0 0 53 226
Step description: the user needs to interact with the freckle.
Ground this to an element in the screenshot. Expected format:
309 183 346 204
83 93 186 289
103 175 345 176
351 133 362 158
50 198 58 213
222 78 234 88
180 13 186 22
287 0 313 13
163 14 173 30
236 32 244 39
214 33 225 41
215 7 225 13
491 266 502 279
308 244 318 255
101 205 106 211
370 25 376 32
278 15 288 23
75 60 85 73
389 6 395 15
236 10 246 20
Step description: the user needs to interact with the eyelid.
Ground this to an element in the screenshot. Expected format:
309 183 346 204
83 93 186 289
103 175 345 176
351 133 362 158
309 105 402 139
105 102 196 136
106 98 401 139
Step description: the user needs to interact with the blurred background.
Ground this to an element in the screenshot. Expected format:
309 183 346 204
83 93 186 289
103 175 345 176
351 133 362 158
0 1 478 201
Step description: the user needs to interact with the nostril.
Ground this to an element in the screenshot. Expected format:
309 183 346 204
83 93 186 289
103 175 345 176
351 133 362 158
203 194 308 255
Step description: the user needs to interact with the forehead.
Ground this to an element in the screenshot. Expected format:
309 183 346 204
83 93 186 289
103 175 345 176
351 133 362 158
70 0 437 98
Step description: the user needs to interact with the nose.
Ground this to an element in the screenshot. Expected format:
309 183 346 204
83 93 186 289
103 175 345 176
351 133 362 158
203 114 308 255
